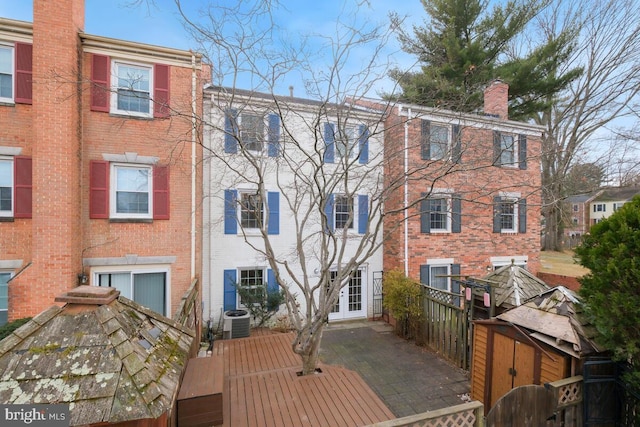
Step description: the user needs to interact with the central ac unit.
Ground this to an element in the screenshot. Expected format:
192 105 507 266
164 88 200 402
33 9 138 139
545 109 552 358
223 309 250 339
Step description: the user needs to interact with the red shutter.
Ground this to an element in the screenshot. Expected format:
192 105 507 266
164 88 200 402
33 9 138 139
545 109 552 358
91 54 110 112
153 165 170 219
14 156 32 218
15 43 32 104
90 160 109 218
153 64 170 118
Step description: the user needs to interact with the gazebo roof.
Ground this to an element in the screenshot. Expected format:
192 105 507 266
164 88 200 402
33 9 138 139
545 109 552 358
0 286 194 426
497 286 602 358
474 263 550 309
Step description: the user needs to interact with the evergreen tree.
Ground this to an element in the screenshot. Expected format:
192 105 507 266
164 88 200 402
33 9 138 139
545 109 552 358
575 196 640 387
390 0 580 120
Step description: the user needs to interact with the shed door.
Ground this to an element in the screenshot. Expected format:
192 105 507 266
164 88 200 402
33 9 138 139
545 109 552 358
490 332 535 408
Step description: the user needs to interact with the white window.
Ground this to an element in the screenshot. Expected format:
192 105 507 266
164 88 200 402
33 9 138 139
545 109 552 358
0 157 13 217
335 195 354 229
499 134 516 165
426 196 451 232
239 113 265 152
96 270 167 315
0 44 13 103
429 124 450 160
239 192 263 229
238 268 265 307
490 256 528 270
614 202 625 211
336 125 360 160
429 265 450 291
0 272 10 326
112 61 152 117
593 203 606 212
110 164 152 219
498 197 518 233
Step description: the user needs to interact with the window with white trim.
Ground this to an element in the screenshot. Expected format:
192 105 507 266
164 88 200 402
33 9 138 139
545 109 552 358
428 124 449 160
111 163 152 219
112 61 152 117
0 44 13 102
593 203 606 212
0 272 10 326
335 125 360 160
335 195 354 229
239 113 265 152
499 134 516 165
0 157 12 217
426 196 450 232
498 197 518 233
429 265 450 291
238 268 265 306
96 270 167 315
239 192 263 229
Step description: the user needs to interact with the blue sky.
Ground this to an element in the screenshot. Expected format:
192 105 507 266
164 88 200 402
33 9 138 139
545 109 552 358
0 0 425 97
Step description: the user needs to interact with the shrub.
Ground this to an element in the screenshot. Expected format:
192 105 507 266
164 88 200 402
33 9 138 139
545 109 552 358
234 283 285 327
382 270 422 339
0 317 32 341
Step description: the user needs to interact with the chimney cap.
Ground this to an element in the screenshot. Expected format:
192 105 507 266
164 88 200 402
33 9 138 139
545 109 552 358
55 285 120 305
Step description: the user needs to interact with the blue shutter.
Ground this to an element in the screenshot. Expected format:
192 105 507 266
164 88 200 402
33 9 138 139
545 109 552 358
223 269 237 311
323 123 335 163
451 264 461 306
358 125 369 164
493 196 502 233
224 189 237 234
324 193 335 232
518 134 527 170
421 120 430 160
267 191 280 235
518 198 527 233
268 113 280 157
358 194 368 234
451 195 461 233
224 108 238 154
420 265 430 286
267 269 278 294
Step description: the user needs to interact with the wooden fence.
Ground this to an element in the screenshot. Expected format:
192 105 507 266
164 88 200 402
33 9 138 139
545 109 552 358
366 401 484 427
421 285 470 370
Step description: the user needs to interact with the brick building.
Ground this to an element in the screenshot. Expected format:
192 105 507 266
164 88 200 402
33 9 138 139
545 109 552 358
0 0 208 324
382 80 543 294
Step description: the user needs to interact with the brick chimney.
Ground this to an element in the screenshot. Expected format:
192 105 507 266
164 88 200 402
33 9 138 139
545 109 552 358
483 79 508 119
11 0 86 317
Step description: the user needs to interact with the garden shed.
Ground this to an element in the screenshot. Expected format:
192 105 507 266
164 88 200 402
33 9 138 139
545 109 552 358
470 286 601 412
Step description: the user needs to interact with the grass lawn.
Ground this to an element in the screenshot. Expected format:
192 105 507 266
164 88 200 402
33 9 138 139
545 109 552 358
540 251 590 277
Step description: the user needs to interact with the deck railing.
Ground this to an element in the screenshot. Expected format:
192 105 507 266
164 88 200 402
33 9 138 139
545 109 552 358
545 376 583 427
365 401 484 427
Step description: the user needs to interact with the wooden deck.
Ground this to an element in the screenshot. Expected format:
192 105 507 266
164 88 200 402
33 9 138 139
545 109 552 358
212 331 395 427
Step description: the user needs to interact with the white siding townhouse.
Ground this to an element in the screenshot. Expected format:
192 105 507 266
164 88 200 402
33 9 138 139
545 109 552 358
202 87 384 326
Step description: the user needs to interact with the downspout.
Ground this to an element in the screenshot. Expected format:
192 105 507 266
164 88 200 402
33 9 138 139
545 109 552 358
403 105 411 276
190 53 197 279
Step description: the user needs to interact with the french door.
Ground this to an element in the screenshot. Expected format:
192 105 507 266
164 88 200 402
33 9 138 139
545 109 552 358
328 269 366 321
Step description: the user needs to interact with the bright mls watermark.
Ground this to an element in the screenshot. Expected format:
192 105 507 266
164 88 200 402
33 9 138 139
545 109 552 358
0 405 69 426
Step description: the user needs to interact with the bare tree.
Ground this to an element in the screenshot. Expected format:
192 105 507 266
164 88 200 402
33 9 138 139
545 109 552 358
537 0 640 250
173 0 542 375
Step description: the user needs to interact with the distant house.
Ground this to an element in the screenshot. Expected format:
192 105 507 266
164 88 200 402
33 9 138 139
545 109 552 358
0 286 195 426
589 186 640 225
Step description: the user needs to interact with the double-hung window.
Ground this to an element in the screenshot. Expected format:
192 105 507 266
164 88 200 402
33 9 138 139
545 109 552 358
0 157 12 217
323 123 369 164
593 203 606 212
238 268 265 306
0 44 13 102
419 261 461 306
420 192 461 233
113 61 152 117
111 164 152 219
499 134 515 165
493 131 527 169
239 113 265 152
336 126 359 160
97 270 167 315
426 197 449 232
335 195 354 229
240 192 263 229
493 195 526 234
0 272 10 326
421 121 450 161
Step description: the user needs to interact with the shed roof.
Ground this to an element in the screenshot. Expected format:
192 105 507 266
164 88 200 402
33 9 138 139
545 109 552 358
473 264 550 309
0 286 194 426
497 286 601 358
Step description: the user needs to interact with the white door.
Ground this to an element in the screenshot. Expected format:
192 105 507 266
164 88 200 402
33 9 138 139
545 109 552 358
328 269 367 321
